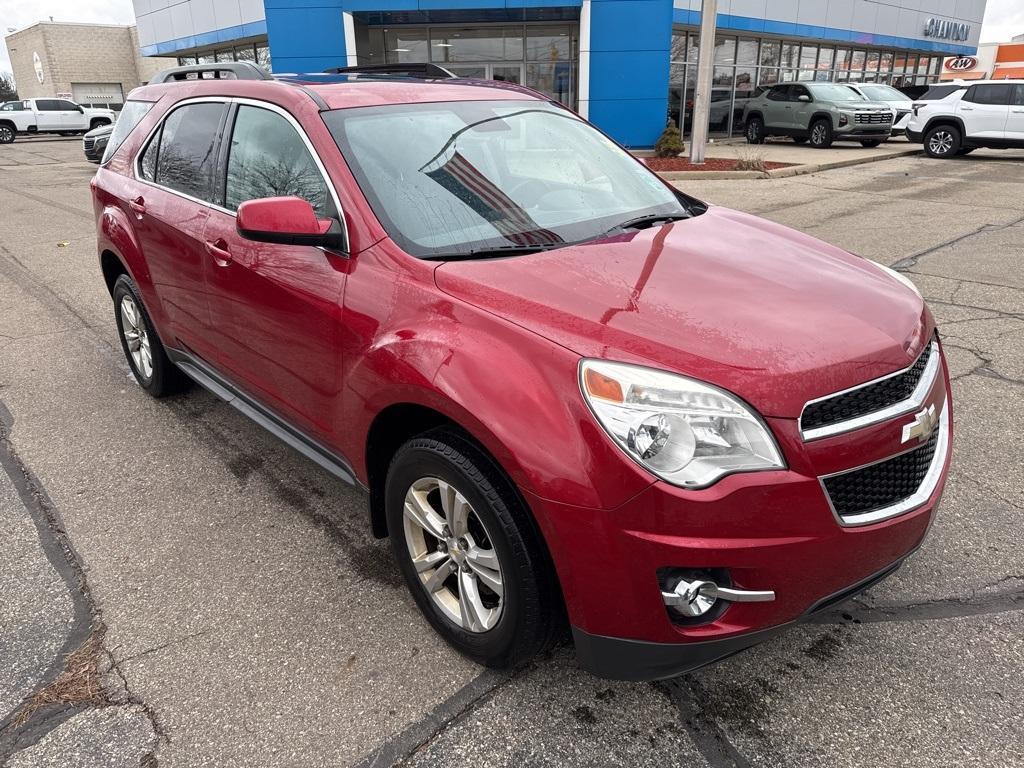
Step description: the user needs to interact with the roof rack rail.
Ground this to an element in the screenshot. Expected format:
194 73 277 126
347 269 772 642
322 63 457 79
149 61 274 84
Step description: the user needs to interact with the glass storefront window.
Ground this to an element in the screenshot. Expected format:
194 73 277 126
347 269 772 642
256 44 271 71
431 27 524 62
736 38 758 66
525 62 572 104
780 42 799 68
835 48 851 72
850 50 866 74
760 40 781 67
917 56 931 75
235 45 255 62
197 53 216 65
385 28 429 62
525 26 573 62
800 44 818 70
177 56 198 66
714 36 736 65
686 33 700 63
671 32 687 62
865 51 880 73
757 68 780 86
904 54 918 75
733 66 756 131
216 49 234 63
880 52 894 73
818 47 835 71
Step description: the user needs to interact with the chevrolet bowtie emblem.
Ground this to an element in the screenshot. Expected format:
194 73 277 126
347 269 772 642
901 404 938 444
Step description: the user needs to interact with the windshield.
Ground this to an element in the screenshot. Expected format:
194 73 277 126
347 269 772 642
323 100 692 258
858 85 907 102
809 84 866 102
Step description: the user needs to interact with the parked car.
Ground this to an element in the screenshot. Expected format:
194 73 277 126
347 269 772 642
907 80 1024 158
845 82 913 136
0 98 115 144
92 63 952 681
744 82 894 147
83 122 114 163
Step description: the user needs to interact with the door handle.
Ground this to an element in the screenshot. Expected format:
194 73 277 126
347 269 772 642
960 107 973 111
205 238 233 266
128 197 146 216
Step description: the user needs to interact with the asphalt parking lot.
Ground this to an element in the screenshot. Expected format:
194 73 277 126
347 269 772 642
1 136 1022 768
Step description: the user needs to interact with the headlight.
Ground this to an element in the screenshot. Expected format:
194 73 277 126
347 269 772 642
872 261 921 297
580 360 785 489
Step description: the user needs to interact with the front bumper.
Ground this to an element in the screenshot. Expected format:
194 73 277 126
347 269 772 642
834 127 892 140
531 350 952 680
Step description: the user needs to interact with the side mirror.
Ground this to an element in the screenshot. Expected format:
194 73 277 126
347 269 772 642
236 196 346 251
77 106 85 113
798 94 811 102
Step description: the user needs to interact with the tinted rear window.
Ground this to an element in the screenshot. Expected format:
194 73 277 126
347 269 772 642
102 100 154 164
151 102 225 201
918 85 964 101
964 83 1013 105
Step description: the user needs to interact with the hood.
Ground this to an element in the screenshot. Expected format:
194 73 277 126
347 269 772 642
847 100 896 111
434 206 931 419
86 123 114 138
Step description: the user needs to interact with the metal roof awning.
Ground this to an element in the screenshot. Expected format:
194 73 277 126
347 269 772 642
939 71 987 80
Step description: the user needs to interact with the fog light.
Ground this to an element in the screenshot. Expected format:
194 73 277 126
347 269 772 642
839 114 849 127
662 578 776 618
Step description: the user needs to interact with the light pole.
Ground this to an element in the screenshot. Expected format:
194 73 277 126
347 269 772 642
688 0 718 164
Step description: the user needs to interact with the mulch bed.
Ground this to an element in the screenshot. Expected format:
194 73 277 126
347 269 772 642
643 157 793 172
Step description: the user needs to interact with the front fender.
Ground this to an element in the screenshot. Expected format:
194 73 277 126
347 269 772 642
345 295 655 512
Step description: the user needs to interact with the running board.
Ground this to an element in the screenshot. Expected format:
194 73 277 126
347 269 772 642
166 348 360 488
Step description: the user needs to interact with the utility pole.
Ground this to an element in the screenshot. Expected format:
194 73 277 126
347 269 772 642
688 0 718 164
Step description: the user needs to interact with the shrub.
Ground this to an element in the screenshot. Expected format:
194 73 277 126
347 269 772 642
654 122 685 158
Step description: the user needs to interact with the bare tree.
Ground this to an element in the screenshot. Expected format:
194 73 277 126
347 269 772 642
0 73 18 102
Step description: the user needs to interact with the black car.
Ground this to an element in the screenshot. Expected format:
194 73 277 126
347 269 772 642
83 123 114 163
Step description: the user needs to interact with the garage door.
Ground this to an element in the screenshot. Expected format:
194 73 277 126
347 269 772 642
71 83 124 110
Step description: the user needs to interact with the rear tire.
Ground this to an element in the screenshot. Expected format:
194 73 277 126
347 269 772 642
745 116 765 145
0 124 14 144
923 124 960 159
809 119 833 149
112 274 187 397
956 147 975 156
385 429 560 668
90 119 111 131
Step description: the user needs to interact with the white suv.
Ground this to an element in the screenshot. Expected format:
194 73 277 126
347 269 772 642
907 80 1024 158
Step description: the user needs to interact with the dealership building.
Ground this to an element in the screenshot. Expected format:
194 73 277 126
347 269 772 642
134 0 985 147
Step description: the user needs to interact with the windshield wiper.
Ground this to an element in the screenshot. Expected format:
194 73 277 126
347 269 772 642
424 243 565 262
599 213 690 239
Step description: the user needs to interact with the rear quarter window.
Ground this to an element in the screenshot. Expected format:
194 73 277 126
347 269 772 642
919 85 964 101
102 100 154 164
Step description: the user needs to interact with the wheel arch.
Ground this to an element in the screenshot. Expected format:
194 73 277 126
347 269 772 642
809 111 834 128
923 115 966 137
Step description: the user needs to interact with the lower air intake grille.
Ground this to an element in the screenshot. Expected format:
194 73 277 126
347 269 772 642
822 431 940 521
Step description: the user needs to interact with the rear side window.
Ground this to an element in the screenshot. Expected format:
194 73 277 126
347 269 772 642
767 86 788 101
224 105 333 217
57 100 79 111
1014 85 1024 107
36 100 61 111
918 85 964 101
140 102 225 201
102 100 154 164
964 84 1012 105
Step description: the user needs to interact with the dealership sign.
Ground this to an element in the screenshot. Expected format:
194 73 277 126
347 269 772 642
33 52 44 84
923 18 971 42
945 56 978 71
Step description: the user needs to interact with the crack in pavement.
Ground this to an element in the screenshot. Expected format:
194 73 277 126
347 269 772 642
890 213 1024 271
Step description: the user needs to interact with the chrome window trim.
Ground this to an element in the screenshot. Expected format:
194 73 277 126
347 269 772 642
819 400 949 528
131 95 349 251
800 341 940 442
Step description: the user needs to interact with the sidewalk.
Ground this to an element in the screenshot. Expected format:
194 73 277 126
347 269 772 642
646 136 921 180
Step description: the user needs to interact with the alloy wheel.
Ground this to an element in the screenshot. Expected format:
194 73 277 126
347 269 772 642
0 126 13 143
811 124 827 145
747 122 759 141
402 476 504 633
928 130 953 156
120 295 153 380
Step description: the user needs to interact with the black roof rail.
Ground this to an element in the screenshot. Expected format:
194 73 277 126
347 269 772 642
149 61 274 84
322 63 457 79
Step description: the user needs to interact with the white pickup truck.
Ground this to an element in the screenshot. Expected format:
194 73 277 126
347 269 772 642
0 98 116 144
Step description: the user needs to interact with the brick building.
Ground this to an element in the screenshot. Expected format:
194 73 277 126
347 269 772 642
3 22 176 109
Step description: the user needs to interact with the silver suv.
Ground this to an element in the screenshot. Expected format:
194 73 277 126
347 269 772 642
743 82 894 148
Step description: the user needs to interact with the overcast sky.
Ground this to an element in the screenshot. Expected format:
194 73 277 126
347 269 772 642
2 0 1023 80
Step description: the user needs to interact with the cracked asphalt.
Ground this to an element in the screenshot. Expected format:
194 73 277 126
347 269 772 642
0 136 1022 767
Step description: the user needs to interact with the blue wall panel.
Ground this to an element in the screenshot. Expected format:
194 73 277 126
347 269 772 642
587 0 674 148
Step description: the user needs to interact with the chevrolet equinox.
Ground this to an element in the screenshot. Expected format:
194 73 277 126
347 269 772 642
91 62 952 681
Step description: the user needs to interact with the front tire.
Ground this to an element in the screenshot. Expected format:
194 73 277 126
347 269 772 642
924 124 960 158
386 430 560 668
809 118 833 148
745 116 765 145
90 119 111 131
0 125 14 144
860 140 882 148
112 274 187 397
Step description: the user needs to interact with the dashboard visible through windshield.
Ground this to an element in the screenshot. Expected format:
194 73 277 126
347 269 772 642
323 100 699 259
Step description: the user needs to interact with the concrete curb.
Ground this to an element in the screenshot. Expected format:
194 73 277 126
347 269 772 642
652 147 922 181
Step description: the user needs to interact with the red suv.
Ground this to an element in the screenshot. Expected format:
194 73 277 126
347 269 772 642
91 62 952 681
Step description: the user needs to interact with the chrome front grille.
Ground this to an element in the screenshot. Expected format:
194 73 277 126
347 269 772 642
800 341 940 441
854 112 893 124
83 138 95 151
820 402 949 526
